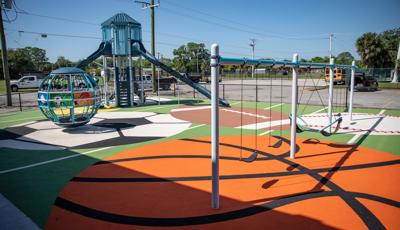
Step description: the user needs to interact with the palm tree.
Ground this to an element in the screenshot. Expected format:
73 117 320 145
356 32 390 68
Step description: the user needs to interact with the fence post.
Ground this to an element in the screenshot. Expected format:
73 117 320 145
222 84 225 100
19 93 22 112
290 54 298 159
173 82 176 97
211 43 220 209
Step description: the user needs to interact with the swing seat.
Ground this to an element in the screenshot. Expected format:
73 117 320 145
289 113 343 137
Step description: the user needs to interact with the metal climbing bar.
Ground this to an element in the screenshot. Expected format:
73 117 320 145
219 57 354 69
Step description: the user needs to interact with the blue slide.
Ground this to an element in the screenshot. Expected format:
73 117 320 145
76 42 112 69
132 41 230 107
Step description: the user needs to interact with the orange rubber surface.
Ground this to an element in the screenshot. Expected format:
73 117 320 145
46 136 400 229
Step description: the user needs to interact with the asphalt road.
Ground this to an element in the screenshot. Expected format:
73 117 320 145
0 80 399 114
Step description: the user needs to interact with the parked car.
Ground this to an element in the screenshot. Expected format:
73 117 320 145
10 75 41 92
135 75 153 91
353 73 379 91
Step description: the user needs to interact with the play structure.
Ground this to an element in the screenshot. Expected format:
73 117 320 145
37 67 101 127
209 44 356 209
75 12 229 107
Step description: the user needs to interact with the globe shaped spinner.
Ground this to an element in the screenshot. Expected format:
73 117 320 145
37 67 101 127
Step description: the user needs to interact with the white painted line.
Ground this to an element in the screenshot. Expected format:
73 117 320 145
187 124 206 130
258 129 274 136
0 147 111 175
136 104 177 112
378 109 386 115
230 102 241 105
263 103 283 110
238 119 290 130
171 106 211 112
222 108 270 119
310 107 328 114
0 116 43 124
347 133 364 144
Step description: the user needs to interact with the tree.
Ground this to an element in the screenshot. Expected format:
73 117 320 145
310 56 330 63
19 47 48 71
54 56 73 68
172 42 210 74
336 52 354 65
356 32 391 68
380 28 400 67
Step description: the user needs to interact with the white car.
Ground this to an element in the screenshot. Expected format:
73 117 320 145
135 75 153 91
10 75 41 92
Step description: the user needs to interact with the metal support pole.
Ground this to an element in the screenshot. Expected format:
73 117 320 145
150 0 157 92
102 56 108 106
211 44 219 209
222 84 225 100
193 87 195 99
139 57 144 104
250 39 256 78
349 60 356 120
391 41 399 83
158 68 160 105
329 34 333 59
128 26 134 107
327 58 335 132
290 54 298 159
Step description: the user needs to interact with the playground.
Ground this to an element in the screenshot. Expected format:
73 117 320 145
0 9 399 230
1 99 400 229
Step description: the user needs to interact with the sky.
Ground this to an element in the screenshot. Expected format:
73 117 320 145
4 0 400 62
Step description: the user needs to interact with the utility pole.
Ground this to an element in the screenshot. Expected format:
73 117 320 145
135 0 159 92
0 2 12 106
249 38 256 78
329 33 333 59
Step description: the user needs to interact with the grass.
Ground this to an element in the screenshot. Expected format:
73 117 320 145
378 81 400 89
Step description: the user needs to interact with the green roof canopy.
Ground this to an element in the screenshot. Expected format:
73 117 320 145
101 13 141 27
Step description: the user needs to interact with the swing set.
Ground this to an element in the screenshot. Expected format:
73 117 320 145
210 44 356 209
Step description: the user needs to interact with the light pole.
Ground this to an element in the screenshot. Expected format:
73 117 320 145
249 39 256 78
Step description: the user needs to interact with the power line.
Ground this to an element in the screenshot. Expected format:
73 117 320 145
6 29 101 39
161 2 330 41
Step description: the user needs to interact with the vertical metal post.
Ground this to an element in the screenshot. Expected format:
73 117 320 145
211 44 219 209
329 34 333 59
103 56 108 106
290 54 298 159
349 60 356 120
193 87 195 99
18 93 22 111
158 68 160 105
139 57 144 104
327 58 335 132
222 84 225 100
128 25 134 107
112 26 118 106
